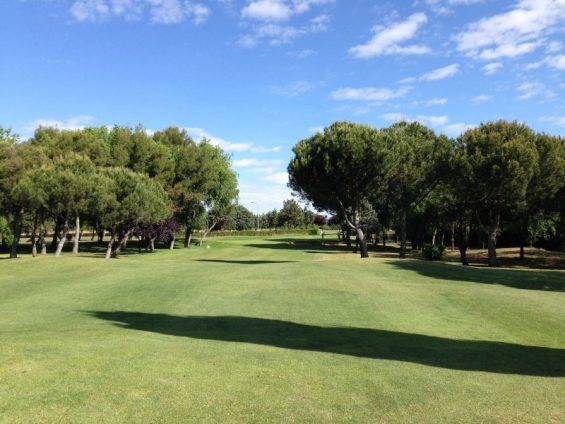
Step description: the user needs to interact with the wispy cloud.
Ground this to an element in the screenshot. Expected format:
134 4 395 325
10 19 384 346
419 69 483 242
241 0 333 22
239 0 333 45
70 0 210 25
516 81 553 100
540 115 565 127
454 0 565 60
420 0 484 15
233 158 283 168
419 64 459 81
470 94 493 104
349 13 430 58
185 127 281 153
331 86 411 101
261 172 289 184
23 115 97 137
271 80 313 97
481 62 503 75
426 98 448 106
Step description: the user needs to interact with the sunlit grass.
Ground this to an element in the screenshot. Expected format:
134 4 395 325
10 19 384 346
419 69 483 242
1 236 564 422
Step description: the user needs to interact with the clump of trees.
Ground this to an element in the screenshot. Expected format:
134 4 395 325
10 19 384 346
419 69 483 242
220 199 321 232
288 120 565 266
0 125 238 259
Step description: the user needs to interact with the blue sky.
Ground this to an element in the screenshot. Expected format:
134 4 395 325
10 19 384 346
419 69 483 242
1 0 564 212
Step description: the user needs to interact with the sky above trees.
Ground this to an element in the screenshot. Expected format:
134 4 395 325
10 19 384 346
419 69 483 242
1 0 564 211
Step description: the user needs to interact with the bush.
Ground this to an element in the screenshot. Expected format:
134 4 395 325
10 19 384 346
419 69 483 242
422 244 446 261
308 228 319 235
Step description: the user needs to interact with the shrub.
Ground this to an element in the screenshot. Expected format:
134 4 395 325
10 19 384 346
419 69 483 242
308 228 319 235
422 244 446 261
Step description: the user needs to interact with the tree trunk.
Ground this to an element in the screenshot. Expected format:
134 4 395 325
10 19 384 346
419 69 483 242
98 227 105 244
150 237 156 252
39 211 47 255
520 244 525 260
199 221 217 246
344 226 351 248
9 207 24 259
431 228 437 246
31 212 39 258
382 229 386 248
105 228 116 259
72 214 80 255
486 215 499 267
51 220 60 250
451 223 455 251
55 219 69 257
457 220 469 266
355 228 369 258
112 231 130 257
169 234 175 250
399 208 407 259
184 225 193 248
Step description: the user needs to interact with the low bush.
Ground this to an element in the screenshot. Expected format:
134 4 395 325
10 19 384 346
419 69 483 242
422 244 446 261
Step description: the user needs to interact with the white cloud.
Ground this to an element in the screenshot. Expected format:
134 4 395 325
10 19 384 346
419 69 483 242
547 40 563 53
470 94 493 104
233 158 283 168
293 0 334 14
349 13 430 58
481 62 503 75
421 115 449 126
24 115 97 137
271 80 313 96
238 183 293 212
426 98 448 106
309 126 324 133
239 14 328 46
331 86 411 101
241 0 333 22
242 0 293 21
540 116 565 127
421 0 484 15
442 122 476 135
454 0 565 60
516 81 553 100
380 113 408 122
261 172 289 184
184 127 281 153
380 113 448 127
70 0 210 25
289 49 316 58
398 77 417 84
419 64 459 81
545 54 565 70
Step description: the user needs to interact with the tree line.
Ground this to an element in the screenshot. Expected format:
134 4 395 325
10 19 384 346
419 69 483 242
0 125 238 259
288 120 565 266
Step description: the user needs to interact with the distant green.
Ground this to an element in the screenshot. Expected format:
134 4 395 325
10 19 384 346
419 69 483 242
1 236 564 423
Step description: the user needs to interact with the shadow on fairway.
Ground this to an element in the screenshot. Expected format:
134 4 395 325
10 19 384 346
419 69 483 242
88 311 565 377
245 239 354 254
389 260 565 292
195 259 297 265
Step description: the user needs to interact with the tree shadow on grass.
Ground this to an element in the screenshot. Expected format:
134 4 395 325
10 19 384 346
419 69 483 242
194 259 297 265
87 311 565 377
389 260 565 292
245 239 355 255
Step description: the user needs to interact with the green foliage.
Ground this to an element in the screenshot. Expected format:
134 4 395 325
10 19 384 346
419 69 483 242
289 122 386 214
0 216 13 245
422 244 446 261
278 199 304 229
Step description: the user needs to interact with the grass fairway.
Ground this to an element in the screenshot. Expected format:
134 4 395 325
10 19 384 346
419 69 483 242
1 236 564 423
